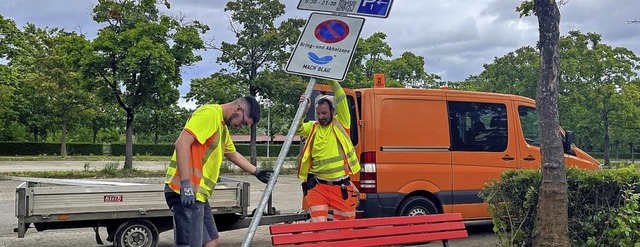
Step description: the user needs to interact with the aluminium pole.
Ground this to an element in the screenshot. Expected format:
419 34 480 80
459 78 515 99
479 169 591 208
241 77 317 247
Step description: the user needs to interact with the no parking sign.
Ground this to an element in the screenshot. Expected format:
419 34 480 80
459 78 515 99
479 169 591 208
286 12 364 81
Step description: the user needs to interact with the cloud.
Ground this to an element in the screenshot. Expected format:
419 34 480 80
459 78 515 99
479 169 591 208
1 0 639 92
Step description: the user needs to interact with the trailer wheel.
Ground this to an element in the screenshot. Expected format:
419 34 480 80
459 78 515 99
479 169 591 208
397 196 438 216
113 219 159 247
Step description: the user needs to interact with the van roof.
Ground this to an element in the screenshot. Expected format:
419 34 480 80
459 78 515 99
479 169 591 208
355 87 535 103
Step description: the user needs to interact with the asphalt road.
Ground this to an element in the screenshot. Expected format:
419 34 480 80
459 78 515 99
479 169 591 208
0 161 498 247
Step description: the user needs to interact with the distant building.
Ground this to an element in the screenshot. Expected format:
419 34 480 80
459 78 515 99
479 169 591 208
231 135 301 144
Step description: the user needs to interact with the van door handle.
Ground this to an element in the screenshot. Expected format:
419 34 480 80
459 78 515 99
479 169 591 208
524 155 536 161
502 155 515 161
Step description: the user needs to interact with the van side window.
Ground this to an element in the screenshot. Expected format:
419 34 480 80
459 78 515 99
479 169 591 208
448 101 507 152
518 106 540 146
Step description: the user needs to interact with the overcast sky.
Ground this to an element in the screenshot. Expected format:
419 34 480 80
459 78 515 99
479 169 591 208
2 0 639 109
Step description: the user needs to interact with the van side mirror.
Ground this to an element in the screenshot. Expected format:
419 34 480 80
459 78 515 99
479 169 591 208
563 131 574 153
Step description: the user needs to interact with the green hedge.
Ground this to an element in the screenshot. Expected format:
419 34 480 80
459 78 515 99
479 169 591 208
0 142 60 155
111 143 300 157
589 152 640 160
482 167 640 246
0 142 300 157
0 142 106 156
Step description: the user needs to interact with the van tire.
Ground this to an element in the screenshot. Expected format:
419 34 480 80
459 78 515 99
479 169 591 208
397 196 438 216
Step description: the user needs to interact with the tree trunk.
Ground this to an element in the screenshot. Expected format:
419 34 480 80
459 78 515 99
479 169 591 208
532 1 570 246
124 109 134 169
61 121 68 157
631 142 635 164
249 86 258 166
603 112 610 166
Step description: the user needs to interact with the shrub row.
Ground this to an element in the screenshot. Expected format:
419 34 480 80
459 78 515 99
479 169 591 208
0 142 300 157
482 166 640 246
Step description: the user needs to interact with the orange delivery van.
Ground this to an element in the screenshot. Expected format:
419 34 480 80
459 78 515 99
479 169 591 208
304 74 600 220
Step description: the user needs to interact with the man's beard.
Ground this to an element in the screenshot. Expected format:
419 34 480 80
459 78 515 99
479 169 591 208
318 115 332 126
224 112 239 127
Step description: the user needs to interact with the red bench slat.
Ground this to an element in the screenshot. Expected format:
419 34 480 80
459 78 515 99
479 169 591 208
270 213 463 234
300 230 469 247
272 221 466 245
270 213 468 246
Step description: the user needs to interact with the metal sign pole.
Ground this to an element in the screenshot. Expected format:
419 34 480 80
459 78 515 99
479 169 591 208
241 77 317 247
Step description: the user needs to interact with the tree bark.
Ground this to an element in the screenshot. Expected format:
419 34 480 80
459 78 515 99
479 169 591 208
61 121 67 157
124 109 134 170
532 1 570 246
603 111 610 165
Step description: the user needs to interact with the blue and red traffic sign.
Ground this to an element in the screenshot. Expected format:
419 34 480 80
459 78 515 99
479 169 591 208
286 12 365 81
314 19 350 43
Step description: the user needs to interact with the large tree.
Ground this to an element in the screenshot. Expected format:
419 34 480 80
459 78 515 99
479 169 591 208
82 0 208 169
519 0 570 246
215 0 305 164
0 15 20 135
558 31 640 165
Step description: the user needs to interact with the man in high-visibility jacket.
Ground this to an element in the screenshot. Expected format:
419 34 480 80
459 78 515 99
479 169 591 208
298 80 361 222
164 96 272 247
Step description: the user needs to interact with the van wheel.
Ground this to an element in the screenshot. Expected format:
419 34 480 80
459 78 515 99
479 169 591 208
113 219 158 247
397 196 438 216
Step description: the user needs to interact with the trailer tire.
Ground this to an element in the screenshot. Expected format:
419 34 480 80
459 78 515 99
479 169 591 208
113 219 159 247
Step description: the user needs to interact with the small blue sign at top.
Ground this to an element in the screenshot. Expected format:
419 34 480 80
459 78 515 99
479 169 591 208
297 0 393 18
357 0 392 17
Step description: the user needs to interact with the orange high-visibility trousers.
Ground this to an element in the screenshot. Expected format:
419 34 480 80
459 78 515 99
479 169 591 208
306 183 358 222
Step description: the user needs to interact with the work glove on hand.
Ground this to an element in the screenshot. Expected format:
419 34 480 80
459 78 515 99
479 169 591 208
254 167 273 184
180 180 196 206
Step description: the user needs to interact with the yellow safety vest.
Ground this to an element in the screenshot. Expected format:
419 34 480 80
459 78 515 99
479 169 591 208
165 105 234 202
297 121 360 180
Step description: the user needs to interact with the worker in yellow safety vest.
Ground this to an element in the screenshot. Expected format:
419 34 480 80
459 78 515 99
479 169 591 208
298 80 361 222
164 96 272 247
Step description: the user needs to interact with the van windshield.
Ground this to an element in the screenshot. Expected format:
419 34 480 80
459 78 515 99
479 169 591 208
518 106 540 146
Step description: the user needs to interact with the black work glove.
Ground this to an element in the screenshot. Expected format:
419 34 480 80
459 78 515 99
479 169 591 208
254 167 273 184
180 180 195 206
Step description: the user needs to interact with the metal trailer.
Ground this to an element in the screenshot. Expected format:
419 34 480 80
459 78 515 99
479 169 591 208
6 176 307 247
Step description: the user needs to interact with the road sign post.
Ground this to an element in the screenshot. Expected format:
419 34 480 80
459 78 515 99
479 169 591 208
285 12 364 81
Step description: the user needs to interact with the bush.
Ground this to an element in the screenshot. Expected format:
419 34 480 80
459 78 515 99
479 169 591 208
482 167 640 246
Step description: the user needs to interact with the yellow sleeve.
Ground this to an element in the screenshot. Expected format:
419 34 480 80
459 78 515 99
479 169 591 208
297 121 314 137
223 126 236 154
184 105 217 144
329 80 350 129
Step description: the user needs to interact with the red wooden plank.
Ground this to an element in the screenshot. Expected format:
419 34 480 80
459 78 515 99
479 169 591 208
269 213 463 235
271 221 466 245
300 230 469 247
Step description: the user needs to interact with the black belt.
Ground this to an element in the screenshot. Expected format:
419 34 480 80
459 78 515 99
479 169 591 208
316 177 350 186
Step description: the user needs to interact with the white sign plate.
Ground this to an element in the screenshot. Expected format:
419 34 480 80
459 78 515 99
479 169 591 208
286 12 365 81
297 0 393 18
